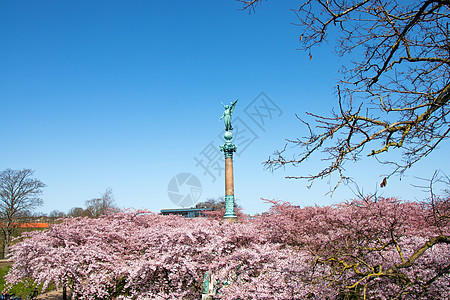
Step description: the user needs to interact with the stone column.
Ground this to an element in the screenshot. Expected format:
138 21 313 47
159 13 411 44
220 131 237 221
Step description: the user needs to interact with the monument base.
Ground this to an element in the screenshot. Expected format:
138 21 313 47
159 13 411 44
222 216 238 223
224 195 236 216
223 195 238 222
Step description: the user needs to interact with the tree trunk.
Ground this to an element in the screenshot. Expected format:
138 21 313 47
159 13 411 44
3 230 10 259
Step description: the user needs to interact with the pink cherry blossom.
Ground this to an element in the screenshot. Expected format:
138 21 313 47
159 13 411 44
6 197 449 299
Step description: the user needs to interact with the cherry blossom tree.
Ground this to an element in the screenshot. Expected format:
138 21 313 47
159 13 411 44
252 197 450 299
6 197 450 299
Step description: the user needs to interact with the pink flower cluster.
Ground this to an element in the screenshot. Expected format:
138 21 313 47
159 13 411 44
7 197 450 299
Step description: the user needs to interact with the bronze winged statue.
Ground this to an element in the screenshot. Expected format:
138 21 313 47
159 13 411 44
220 100 238 131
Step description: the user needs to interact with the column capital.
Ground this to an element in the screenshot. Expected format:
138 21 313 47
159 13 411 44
220 141 237 158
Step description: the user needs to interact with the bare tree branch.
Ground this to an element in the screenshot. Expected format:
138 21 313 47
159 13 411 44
0 169 45 257
239 0 450 188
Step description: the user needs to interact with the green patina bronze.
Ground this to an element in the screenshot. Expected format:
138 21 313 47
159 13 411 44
219 100 238 158
224 195 236 218
220 140 237 158
220 100 238 131
219 100 238 220
202 272 209 294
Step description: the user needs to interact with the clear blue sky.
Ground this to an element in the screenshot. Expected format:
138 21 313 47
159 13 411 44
1 0 446 215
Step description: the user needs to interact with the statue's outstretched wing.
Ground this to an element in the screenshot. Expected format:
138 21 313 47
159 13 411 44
230 99 238 114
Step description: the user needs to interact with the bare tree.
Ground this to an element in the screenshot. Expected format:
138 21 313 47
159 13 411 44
241 0 450 191
85 188 118 218
195 197 240 210
49 210 67 219
195 197 226 210
0 169 45 257
414 169 450 230
67 207 89 218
